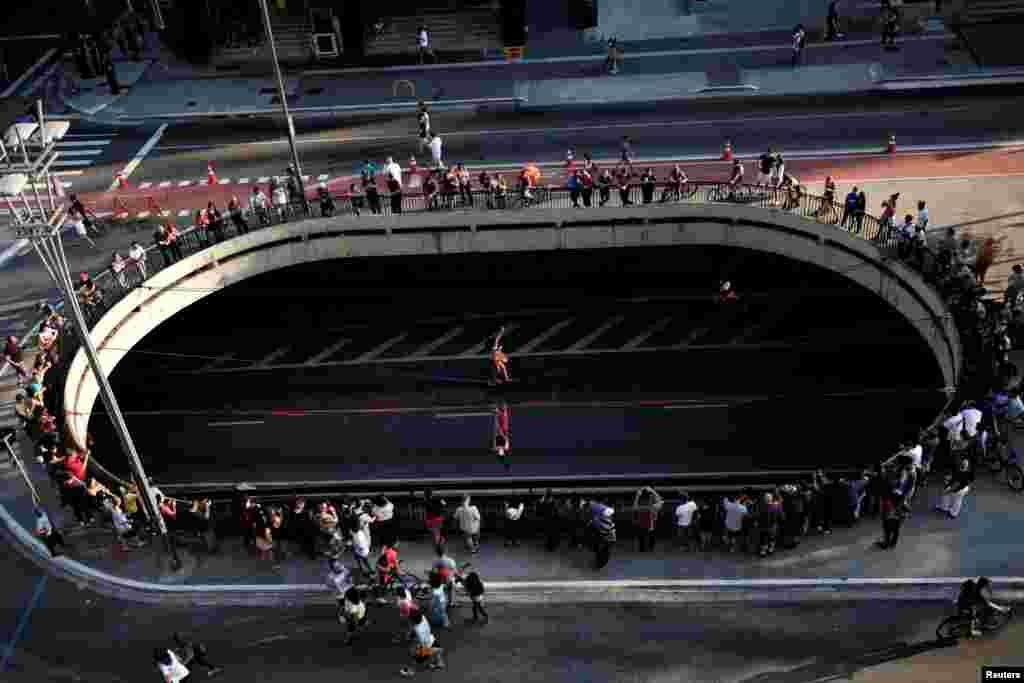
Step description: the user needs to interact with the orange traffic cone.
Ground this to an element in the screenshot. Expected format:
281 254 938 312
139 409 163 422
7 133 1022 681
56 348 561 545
886 134 896 154
207 161 218 185
114 170 129 189
722 140 733 161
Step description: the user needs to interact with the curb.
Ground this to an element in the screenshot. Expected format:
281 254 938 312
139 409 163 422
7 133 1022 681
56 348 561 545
3 501 1022 607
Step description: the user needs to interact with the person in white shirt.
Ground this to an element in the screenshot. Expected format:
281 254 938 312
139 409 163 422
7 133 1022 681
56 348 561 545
454 495 482 553
272 184 289 219
503 498 524 547
915 201 929 231
961 403 983 437
128 241 147 280
408 610 445 672
674 492 698 550
350 522 372 579
67 217 97 248
384 156 403 187
371 495 395 547
250 187 270 225
153 648 190 683
723 497 747 551
416 25 434 64
110 251 128 288
326 559 353 603
428 133 444 169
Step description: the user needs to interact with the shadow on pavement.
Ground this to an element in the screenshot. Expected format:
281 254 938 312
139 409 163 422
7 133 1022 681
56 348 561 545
738 639 958 682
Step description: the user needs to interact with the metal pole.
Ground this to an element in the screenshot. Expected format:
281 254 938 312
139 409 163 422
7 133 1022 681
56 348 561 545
258 0 306 207
149 0 166 31
42 228 181 569
2 432 41 505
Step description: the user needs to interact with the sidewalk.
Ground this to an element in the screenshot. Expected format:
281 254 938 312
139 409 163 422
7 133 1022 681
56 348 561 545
55 25 952 121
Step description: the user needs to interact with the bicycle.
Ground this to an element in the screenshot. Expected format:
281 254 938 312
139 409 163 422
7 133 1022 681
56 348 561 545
936 605 1013 641
510 186 549 210
982 435 1024 491
370 569 432 602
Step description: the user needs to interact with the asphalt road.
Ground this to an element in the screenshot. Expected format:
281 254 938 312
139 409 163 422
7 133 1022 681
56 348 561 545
0 542 984 683
48 89 1024 198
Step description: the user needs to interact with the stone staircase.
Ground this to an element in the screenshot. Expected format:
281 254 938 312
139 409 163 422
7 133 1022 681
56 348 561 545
365 9 505 59
212 17 314 70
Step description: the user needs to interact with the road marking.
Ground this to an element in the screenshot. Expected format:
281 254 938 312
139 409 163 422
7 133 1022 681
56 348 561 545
356 332 408 361
305 338 351 364
0 575 48 673
460 322 521 356
318 174 329 181
663 403 729 410
50 159 95 167
219 178 231 184
178 180 192 187
209 420 265 427
53 170 84 176
302 175 310 181
159 181 172 188
138 182 153 189
177 209 190 217
136 211 150 218
108 123 167 191
238 177 249 184
256 346 291 366
49 148 104 157
568 315 624 351
517 318 574 353
623 317 673 350
412 326 464 357
252 634 289 645
257 176 270 183
435 412 492 418
55 139 112 148
64 132 120 139
200 352 236 371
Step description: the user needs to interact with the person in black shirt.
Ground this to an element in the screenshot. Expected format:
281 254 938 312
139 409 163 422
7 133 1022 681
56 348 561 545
640 168 656 204
388 176 403 214
597 169 612 207
318 184 336 217
757 149 774 187
365 178 382 215
616 165 633 206
937 455 974 519
457 569 488 623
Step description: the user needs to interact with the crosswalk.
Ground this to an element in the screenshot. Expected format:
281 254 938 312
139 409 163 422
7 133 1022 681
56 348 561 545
48 124 118 185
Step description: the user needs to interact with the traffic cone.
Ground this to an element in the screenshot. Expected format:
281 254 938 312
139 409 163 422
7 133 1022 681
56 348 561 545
722 140 733 161
114 170 128 190
207 161 218 185
886 134 896 154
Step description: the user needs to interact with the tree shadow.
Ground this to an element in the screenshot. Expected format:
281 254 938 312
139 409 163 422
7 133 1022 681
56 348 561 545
737 638 959 682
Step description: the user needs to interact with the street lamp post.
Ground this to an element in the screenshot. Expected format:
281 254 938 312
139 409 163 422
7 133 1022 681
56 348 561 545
15 210 181 570
257 0 306 207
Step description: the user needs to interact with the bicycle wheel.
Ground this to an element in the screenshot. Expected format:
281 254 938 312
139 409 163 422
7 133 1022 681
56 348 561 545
1007 464 1024 492
981 609 1012 633
936 615 966 641
986 444 1006 473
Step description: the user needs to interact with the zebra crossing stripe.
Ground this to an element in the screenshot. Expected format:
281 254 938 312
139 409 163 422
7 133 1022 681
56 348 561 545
257 177 270 183
159 181 172 188
219 178 231 185
178 180 191 187
137 211 151 219
318 174 329 181
177 209 190 217
138 182 153 189
238 178 249 184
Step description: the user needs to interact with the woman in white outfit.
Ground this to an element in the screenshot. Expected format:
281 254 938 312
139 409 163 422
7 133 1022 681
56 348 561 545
937 456 974 519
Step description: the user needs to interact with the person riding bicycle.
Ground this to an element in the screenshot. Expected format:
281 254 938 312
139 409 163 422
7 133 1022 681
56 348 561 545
958 577 1010 637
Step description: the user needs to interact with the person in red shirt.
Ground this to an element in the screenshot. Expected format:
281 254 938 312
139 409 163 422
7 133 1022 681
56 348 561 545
374 540 401 604
718 281 739 305
64 449 89 481
494 402 511 469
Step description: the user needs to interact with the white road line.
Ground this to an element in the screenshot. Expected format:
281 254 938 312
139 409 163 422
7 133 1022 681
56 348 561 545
219 178 231 184
256 346 291 366
435 412 492 418
108 123 167 191
257 176 270 183
53 170 84 176
55 139 112 148
461 323 521 356
305 338 351 364
178 180 192 187
318 174 329 181
49 148 104 157
136 211 151 218
568 315 624 351
209 420 265 427
0 47 57 98
356 333 408 361
237 177 250 184
623 317 673 350
159 181 172 188
302 175 310 181
63 132 120 139
200 352 236 371
412 326 464 357
517 319 574 353
252 634 289 645
664 404 729 410
50 159 95 167
138 182 153 189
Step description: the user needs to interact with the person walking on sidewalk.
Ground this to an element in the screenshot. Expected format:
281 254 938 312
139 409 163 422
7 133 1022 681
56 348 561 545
640 167 657 204
429 133 445 169
841 186 858 229
458 568 488 624
423 489 448 550
170 632 223 678
937 455 974 519
341 586 370 645
791 24 807 66
633 486 664 552
417 103 431 152
598 168 613 207
503 498 524 546
826 0 845 40
35 508 66 557
674 492 698 550
417 25 435 64
454 495 481 553
855 189 867 234
877 489 908 549
590 502 617 569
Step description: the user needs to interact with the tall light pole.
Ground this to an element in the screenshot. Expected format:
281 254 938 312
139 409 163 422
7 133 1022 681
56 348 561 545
257 0 306 206
14 210 181 570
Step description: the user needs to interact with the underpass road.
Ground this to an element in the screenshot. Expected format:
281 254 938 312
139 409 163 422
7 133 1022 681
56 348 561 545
0 542 994 683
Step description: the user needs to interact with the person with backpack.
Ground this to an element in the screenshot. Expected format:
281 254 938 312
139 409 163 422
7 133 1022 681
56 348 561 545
458 568 488 624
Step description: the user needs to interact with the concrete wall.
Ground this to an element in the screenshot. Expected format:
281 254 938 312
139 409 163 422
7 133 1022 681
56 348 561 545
63 204 961 450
